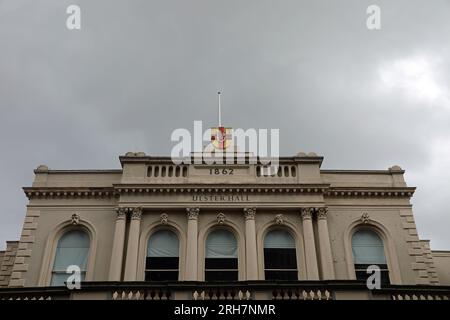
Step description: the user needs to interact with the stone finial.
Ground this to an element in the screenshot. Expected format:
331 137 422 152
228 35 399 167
307 152 318 157
160 213 168 225
217 213 226 225
186 207 200 220
35 165 49 172
71 213 80 225
296 152 307 157
317 207 328 220
131 207 143 220
124 152 146 157
361 212 370 224
243 207 256 220
275 214 284 225
389 165 403 171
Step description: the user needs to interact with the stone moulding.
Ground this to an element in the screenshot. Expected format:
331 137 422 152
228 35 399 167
325 187 415 198
22 185 415 199
23 187 116 200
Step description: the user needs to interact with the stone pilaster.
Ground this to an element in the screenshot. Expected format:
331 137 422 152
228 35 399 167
301 208 319 280
124 207 142 281
244 207 258 280
185 207 199 280
317 207 335 280
108 208 128 281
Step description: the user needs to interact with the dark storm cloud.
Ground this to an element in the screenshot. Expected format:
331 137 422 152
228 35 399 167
1 0 450 249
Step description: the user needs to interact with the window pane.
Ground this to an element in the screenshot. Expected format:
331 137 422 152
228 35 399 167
50 272 86 286
205 271 238 281
146 230 179 281
265 271 298 281
146 257 179 270
355 264 390 286
264 248 297 269
264 230 295 249
352 230 387 264
205 230 238 281
263 230 298 280
147 230 179 257
52 230 90 281
145 271 179 282
205 258 238 269
206 230 237 258
53 247 89 271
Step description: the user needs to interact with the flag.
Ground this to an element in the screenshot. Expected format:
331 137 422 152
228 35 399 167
211 127 233 150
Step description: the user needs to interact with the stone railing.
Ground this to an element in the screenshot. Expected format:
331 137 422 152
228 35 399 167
373 285 450 301
0 287 69 300
193 288 251 300
391 293 449 300
1 281 450 300
112 288 172 300
272 288 332 300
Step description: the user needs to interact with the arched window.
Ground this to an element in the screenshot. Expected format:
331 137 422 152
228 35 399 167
352 230 390 285
145 230 179 281
205 230 238 281
51 230 90 286
264 230 298 280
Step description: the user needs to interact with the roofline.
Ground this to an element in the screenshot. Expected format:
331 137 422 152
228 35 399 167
321 169 404 174
34 169 123 174
119 155 324 167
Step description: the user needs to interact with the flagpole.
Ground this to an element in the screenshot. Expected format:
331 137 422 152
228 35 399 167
218 91 222 127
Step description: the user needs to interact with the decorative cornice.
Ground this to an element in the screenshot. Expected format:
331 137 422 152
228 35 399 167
23 187 116 200
114 184 329 196
243 207 256 220
324 187 415 198
186 207 199 220
22 185 416 200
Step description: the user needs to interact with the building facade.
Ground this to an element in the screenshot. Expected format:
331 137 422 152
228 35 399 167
1 151 450 300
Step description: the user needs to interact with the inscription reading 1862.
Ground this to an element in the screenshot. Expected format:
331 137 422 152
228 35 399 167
192 194 249 202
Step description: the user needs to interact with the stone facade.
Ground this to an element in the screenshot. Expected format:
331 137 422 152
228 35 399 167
0 241 19 287
1 152 449 300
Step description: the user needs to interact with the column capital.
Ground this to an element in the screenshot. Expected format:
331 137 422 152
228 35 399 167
186 207 200 220
130 207 143 220
300 207 314 220
115 207 128 220
317 207 329 220
243 207 256 220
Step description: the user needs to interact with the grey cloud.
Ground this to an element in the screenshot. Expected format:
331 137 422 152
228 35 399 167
1 0 450 249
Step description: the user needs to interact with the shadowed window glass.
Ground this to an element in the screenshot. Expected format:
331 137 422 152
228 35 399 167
51 230 90 286
145 230 179 281
264 230 298 280
205 230 238 281
352 230 390 285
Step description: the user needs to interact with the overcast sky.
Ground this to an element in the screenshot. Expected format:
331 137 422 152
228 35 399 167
1 0 449 250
